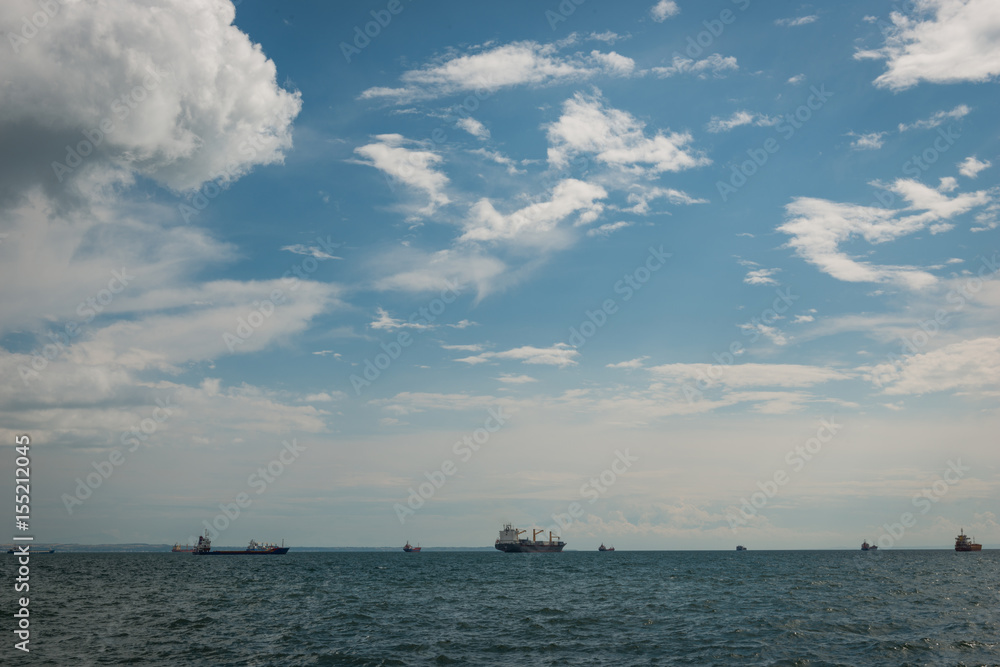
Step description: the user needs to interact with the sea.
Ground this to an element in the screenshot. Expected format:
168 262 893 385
4 549 999 665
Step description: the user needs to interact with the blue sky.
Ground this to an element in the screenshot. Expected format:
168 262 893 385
1 0 998 549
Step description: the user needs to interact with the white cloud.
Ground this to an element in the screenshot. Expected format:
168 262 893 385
743 268 780 286
787 74 806 84
855 0 1000 89
587 221 632 237
706 110 780 133
370 307 434 331
496 373 538 384
441 343 485 352
456 344 579 367
650 1 680 22
546 91 711 175
462 178 607 245
740 321 788 346
959 156 991 178
624 186 708 213
652 54 739 78
776 15 819 26
849 131 887 150
793 315 815 323
353 134 450 217
373 247 507 297
447 319 478 329
281 244 342 260
470 148 526 174
456 117 490 140
358 41 633 102
0 0 301 194
869 336 1000 396
897 104 970 131
648 362 851 388
778 181 992 289
607 357 648 370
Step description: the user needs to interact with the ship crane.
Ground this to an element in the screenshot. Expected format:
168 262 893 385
548 531 560 545
533 528 545 542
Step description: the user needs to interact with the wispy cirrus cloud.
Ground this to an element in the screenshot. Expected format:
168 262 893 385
706 110 780 133
456 343 579 367
775 15 818 27
897 104 970 132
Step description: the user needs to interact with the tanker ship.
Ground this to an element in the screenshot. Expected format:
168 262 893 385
955 529 982 552
495 523 565 552
192 531 289 555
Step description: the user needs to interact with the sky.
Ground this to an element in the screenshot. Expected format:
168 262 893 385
1 0 998 550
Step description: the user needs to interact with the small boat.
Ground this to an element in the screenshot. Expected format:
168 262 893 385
6 547 55 554
598 543 615 552
736 545 747 551
955 528 982 552
861 540 878 551
403 541 421 553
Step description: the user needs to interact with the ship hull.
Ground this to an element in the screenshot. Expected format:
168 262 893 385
495 543 565 553
955 545 982 552
193 547 289 555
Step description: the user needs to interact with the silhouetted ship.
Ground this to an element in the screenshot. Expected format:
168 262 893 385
598 543 614 552
736 545 747 551
495 524 565 552
861 540 878 551
192 531 288 555
954 529 982 552
403 541 421 552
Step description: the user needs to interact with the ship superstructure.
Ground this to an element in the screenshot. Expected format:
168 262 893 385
954 529 982 552
495 523 565 553
191 531 289 555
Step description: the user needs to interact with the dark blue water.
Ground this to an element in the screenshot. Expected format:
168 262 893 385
5 550 999 665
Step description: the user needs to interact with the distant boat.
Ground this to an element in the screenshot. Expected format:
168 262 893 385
403 541 421 553
861 540 878 551
6 547 54 554
171 543 195 553
598 543 614 552
955 528 982 552
736 545 747 551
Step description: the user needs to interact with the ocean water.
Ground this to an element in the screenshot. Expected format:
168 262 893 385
5 549 999 665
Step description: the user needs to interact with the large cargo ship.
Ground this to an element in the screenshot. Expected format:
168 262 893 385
192 531 289 555
403 541 421 552
495 523 565 553
955 529 982 552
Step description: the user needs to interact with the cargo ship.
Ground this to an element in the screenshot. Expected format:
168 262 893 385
598 543 614 552
403 541 421 552
736 545 747 551
495 524 565 553
955 529 982 552
192 531 289 555
861 540 878 551
171 542 195 553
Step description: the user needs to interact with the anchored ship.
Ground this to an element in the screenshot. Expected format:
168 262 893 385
861 540 878 551
495 523 565 553
598 543 614 552
403 541 421 552
171 542 195 553
955 529 982 552
192 531 289 555
736 545 747 551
